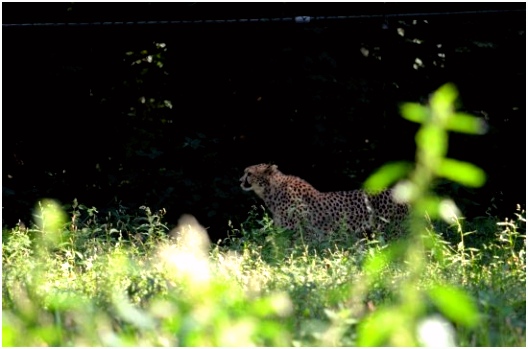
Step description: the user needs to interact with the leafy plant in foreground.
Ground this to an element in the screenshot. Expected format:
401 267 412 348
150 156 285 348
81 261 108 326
357 83 487 346
2 201 293 346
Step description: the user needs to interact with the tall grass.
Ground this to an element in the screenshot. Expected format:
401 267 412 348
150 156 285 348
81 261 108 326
3 85 525 346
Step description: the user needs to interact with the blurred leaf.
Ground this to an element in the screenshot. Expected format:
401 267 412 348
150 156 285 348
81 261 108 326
363 161 413 191
428 284 480 328
357 307 415 346
438 198 462 223
416 125 448 159
34 199 68 247
416 315 457 347
356 308 394 346
415 195 443 219
430 83 458 120
400 103 429 124
438 158 486 187
2 320 15 346
362 249 390 276
447 113 488 134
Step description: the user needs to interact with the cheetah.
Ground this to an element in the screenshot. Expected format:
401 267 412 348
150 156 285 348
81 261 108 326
240 163 408 243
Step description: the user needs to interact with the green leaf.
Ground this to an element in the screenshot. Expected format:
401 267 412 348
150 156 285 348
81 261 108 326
362 242 407 279
415 195 442 219
416 125 448 159
363 162 413 191
428 284 480 328
430 83 458 114
2 322 15 346
362 250 390 276
356 309 395 346
447 113 488 134
400 103 429 124
357 307 415 346
438 158 486 187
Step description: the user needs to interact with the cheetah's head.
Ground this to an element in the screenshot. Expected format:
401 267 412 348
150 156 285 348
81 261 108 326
240 163 279 199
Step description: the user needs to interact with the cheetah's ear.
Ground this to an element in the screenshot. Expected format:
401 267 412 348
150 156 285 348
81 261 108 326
266 164 278 173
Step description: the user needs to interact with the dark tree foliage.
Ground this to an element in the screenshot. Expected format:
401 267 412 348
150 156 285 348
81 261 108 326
2 3 525 241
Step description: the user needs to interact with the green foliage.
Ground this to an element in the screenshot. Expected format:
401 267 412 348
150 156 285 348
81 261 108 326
2 85 525 346
357 83 492 346
2 203 293 346
2 201 525 346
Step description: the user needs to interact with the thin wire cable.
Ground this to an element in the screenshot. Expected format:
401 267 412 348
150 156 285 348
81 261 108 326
2 9 525 28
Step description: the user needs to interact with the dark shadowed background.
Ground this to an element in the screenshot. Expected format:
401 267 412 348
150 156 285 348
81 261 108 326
2 3 525 242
